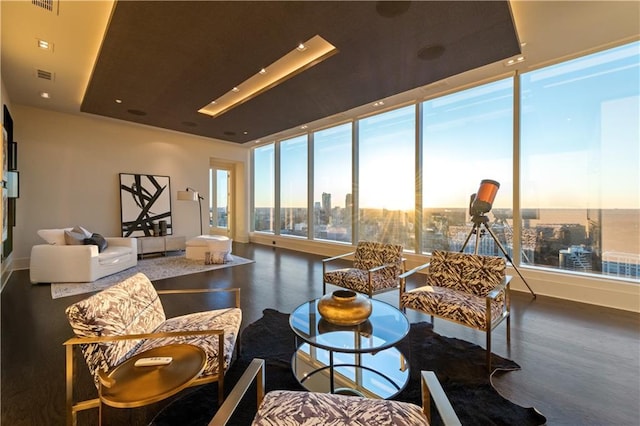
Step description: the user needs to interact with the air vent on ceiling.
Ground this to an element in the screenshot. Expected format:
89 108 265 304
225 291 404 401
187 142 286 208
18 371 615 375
32 0 59 14
36 69 55 81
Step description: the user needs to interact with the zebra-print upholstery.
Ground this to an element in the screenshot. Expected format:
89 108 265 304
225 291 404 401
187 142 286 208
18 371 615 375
400 250 510 370
65 272 241 386
323 241 404 296
209 359 461 426
252 390 429 425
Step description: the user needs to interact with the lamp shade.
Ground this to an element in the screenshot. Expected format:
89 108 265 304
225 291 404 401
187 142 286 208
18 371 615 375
177 190 198 201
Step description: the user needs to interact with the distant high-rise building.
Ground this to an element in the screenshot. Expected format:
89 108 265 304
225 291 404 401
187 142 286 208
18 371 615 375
322 192 332 215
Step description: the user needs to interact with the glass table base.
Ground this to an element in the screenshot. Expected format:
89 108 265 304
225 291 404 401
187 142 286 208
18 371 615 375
292 342 409 399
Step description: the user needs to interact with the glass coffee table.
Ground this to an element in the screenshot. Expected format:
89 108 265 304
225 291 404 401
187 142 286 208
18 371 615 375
290 298 410 399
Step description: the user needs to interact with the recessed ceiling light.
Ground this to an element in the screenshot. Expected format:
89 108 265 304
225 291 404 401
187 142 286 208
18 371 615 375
373 101 385 107
40 92 50 99
36 38 53 51
300 125 308 129
243 131 248 135
259 68 267 74
504 56 526 67
115 99 122 104
296 43 306 51
199 35 338 119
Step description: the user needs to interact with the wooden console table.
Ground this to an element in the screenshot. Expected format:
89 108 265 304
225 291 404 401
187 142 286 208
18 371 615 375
137 235 186 258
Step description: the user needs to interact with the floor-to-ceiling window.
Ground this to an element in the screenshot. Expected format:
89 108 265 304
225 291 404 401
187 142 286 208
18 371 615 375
313 123 353 243
520 41 640 277
251 40 640 282
280 135 308 237
421 78 514 256
358 105 416 249
254 143 275 233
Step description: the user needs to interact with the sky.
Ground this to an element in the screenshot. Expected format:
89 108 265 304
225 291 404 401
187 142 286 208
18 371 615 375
253 41 639 211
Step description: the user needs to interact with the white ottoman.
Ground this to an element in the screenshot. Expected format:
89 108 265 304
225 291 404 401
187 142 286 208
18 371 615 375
185 235 233 261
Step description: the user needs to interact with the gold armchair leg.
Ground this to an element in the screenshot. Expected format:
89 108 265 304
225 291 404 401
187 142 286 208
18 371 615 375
66 344 76 426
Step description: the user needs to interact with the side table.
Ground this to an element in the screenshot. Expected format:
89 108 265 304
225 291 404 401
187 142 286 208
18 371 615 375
97 344 205 423
290 298 410 399
137 235 186 258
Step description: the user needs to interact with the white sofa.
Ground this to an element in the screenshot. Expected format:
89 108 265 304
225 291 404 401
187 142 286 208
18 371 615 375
30 228 137 284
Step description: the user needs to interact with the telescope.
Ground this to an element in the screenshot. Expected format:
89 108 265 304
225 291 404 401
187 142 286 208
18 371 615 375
461 178 536 298
469 179 500 217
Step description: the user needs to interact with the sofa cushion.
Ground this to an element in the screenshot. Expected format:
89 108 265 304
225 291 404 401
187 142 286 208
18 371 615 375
98 245 133 264
64 226 92 245
38 228 72 245
210 251 228 264
84 233 108 252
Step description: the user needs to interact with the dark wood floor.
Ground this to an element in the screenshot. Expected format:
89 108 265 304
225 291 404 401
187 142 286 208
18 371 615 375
2 243 639 425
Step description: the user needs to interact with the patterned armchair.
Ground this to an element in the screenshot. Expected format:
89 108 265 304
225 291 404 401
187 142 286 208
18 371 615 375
400 250 511 371
63 273 242 425
209 358 461 426
322 241 405 299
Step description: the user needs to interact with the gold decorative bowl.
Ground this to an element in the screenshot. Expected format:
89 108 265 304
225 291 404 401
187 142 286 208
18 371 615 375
317 290 372 326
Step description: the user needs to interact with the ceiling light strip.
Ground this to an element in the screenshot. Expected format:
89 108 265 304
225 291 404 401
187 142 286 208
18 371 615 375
198 35 338 118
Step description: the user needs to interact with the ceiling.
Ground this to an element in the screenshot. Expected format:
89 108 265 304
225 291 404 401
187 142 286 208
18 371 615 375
2 1 639 145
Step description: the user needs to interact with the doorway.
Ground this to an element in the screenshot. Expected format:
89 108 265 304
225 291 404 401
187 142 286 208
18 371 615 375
209 164 233 238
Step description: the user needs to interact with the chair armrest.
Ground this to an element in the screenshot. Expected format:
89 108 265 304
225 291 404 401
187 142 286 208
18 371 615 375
157 288 241 308
399 261 431 280
368 262 400 273
208 358 265 426
63 328 226 347
323 251 356 276
422 371 461 426
322 251 355 263
486 275 512 300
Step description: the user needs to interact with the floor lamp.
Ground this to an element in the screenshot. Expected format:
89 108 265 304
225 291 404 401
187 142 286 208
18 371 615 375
177 187 204 235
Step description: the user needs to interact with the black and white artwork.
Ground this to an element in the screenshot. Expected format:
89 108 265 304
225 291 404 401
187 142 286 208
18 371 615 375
2 127 7 243
119 173 172 237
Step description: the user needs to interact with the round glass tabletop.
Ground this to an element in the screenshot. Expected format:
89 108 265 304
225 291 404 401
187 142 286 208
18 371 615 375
289 298 410 353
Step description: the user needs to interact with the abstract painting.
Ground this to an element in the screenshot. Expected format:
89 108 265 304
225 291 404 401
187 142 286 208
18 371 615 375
119 173 172 237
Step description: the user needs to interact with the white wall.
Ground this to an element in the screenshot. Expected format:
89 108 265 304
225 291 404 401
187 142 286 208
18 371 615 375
11 104 250 267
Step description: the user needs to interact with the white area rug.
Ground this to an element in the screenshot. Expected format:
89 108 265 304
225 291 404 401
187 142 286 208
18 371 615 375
50 254 254 299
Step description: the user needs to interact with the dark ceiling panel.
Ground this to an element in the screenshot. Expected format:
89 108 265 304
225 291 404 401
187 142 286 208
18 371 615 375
81 1 520 143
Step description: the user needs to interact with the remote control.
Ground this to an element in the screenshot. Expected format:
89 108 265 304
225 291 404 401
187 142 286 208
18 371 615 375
134 356 173 367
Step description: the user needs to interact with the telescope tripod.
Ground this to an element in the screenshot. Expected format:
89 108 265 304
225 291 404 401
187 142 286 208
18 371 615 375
460 214 536 298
